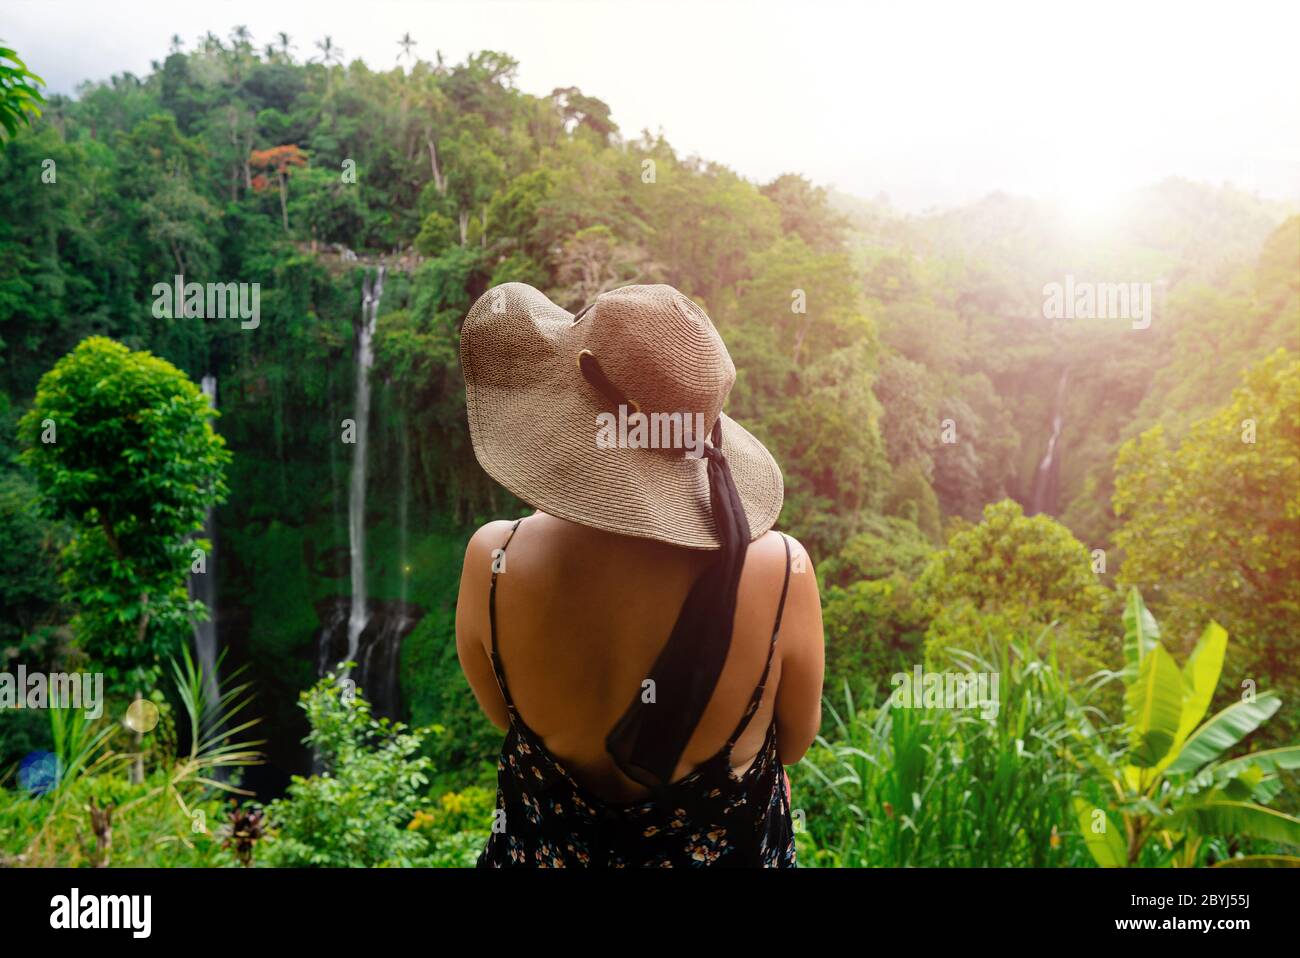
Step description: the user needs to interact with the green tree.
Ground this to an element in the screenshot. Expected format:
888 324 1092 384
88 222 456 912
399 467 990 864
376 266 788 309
0 42 44 140
287 165 365 247
549 86 617 141
873 353 940 479
881 461 943 544
439 128 505 246
1113 349 1300 732
917 499 1109 626
759 173 846 252
0 469 62 650
413 210 459 257
820 513 935 587
820 575 928 700
17 338 230 688
483 168 554 266
917 499 1114 676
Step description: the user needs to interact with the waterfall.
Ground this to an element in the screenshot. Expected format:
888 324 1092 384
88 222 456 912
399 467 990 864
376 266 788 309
312 264 420 722
344 266 384 674
191 374 221 708
315 595 418 719
1030 369 1069 515
399 411 410 610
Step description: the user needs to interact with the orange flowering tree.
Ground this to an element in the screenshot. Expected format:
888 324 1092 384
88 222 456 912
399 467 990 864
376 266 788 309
250 144 307 231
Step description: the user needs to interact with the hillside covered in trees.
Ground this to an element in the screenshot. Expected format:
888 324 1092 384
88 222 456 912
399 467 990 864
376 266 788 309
1 31 1297 867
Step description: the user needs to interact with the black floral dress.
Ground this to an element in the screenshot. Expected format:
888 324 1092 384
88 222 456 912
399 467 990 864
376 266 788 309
478 524 797 868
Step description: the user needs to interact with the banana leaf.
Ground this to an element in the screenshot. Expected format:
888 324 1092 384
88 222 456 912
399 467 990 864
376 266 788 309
1165 693 1282 776
1121 587 1160 684
1172 800 1300 846
1125 644 1183 767
1073 796 1128 867
1214 855 1300 868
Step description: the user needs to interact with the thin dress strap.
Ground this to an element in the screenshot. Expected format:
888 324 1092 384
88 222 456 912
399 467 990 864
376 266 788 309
488 517 525 719
724 533 793 753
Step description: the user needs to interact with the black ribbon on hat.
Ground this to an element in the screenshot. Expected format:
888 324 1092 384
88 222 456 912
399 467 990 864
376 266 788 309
604 416 752 790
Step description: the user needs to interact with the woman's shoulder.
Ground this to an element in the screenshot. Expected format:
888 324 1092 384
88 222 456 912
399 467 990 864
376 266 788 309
466 517 520 550
460 518 523 580
737 529 812 600
463 517 814 583
743 529 820 626
747 528 811 574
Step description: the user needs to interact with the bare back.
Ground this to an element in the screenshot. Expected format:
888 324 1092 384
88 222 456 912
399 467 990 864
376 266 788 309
456 511 825 805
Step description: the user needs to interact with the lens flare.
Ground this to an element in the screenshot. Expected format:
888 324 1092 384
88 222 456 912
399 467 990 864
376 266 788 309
124 699 159 734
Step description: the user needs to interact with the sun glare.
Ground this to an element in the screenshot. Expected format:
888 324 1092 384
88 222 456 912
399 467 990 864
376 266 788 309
1051 184 1132 234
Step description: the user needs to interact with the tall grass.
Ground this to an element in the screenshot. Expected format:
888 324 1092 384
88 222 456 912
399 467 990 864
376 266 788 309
795 632 1095 867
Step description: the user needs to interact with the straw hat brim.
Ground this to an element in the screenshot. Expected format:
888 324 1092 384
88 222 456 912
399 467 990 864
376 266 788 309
462 284 784 550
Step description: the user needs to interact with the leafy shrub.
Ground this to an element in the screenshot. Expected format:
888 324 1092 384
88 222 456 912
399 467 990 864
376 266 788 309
407 785 495 867
818 513 934 587
820 575 927 703
917 499 1116 680
400 608 501 790
261 668 435 867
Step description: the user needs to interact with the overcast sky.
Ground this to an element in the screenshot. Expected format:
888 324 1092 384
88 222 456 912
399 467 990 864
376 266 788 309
8 0 1299 210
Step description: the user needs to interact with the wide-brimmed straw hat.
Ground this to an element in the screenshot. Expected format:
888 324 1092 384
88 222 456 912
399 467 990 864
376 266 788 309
461 283 784 549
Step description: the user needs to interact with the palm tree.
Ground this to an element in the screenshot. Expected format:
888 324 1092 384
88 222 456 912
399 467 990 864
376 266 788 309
277 32 295 58
225 26 253 83
313 36 343 66
397 33 417 63
168 34 184 55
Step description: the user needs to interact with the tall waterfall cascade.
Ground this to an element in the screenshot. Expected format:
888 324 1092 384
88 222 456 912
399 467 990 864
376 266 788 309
345 267 384 672
1030 369 1069 516
313 264 422 720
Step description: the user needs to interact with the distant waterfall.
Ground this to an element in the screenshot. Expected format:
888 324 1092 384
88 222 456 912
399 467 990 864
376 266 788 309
398 413 410 610
1030 369 1069 516
314 264 421 721
345 267 384 672
191 374 221 707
